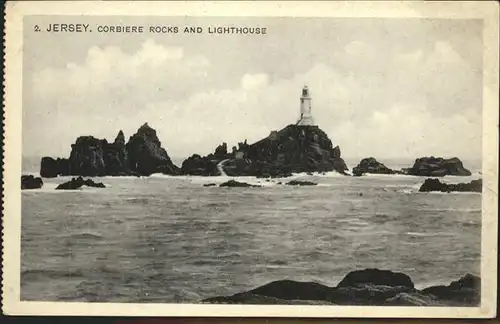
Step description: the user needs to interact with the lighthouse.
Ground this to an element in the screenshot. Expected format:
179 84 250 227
297 85 315 126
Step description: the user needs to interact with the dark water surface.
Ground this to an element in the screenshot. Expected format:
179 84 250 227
21 171 482 302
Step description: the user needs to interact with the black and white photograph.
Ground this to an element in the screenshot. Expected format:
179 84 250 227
3 1 499 318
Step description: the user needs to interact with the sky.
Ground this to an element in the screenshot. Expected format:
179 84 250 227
22 16 483 161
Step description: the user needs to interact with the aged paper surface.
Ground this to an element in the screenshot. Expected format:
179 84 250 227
3 0 499 318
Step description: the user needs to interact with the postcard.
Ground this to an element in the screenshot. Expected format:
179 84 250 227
2 0 499 318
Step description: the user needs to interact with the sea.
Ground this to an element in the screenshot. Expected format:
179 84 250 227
21 157 483 302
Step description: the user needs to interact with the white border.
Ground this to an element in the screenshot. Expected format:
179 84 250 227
3 1 499 318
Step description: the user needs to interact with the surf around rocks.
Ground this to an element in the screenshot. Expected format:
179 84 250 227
38 122 475 183
202 268 480 306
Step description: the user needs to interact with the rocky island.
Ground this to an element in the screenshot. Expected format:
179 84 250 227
405 156 472 177
40 123 179 177
352 156 473 177
352 157 400 176
21 175 43 190
182 124 349 178
38 86 474 180
182 86 348 177
203 268 480 306
419 178 482 193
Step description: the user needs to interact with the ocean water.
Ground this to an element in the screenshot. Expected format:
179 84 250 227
21 158 482 302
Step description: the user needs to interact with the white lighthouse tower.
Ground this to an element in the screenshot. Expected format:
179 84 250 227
297 85 315 126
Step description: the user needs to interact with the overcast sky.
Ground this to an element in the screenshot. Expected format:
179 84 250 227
23 16 483 161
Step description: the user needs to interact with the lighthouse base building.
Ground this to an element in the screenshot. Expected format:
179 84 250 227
297 85 315 126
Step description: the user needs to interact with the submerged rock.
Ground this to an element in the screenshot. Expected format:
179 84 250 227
55 176 106 190
406 157 471 177
419 178 482 193
219 180 260 188
352 157 397 176
286 180 317 186
21 175 43 189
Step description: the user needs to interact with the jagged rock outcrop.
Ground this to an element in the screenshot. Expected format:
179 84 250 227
352 157 398 176
405 157 471 177
126 123 179 176
203 269 479 306
55 176 105 190
419 178 482 193
181 154 220 176
68 136 108 177
40 124 179 177
182 125 349 177
21 175 43 189
40 157 70 177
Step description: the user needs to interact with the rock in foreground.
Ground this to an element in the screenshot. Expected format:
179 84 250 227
21 175 43 190
202 269 479 306
406 157 471 177
55 177 106 190
419 178 482 193
337 268 414 289
40 123 179 177
421 273 480 305
219 180 260 188
352 157 399 176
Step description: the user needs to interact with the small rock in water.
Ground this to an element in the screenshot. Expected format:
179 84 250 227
418 178 482 193
219 180 260 188
21 175 43 190
56 176 106 190
286 180 317 186
203 183 217 187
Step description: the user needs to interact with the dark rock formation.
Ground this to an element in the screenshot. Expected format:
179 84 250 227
406 157 471 177
336 268 414 289
203 183 217 187
248 280 336 302
40 124 178 177
40 157 70 178
68 136 108 177
204 292 334 305
21 175 43 189
182 125 349 177
286 180 317 186
352 157 398 176
202 269 479 306
55 176 106 190
421 274 480 305
219 180 260 188
419 178 482 193
126 123 179 176
181 154 220 176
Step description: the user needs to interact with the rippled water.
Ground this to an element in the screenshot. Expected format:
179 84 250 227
21 169 482 302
